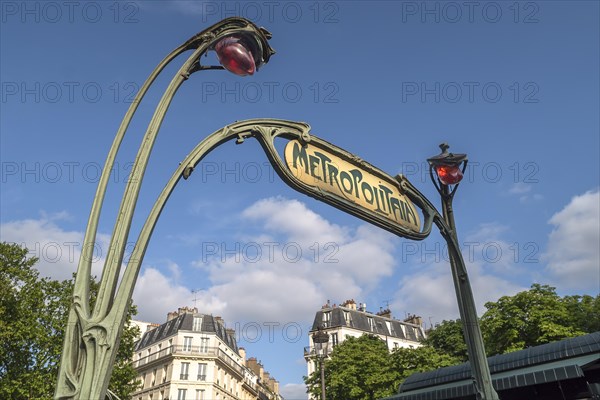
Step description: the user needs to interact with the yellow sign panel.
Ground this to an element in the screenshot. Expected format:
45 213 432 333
284 140 421 232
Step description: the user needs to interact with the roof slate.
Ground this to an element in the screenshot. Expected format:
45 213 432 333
311 307 425 341
134 313 239 354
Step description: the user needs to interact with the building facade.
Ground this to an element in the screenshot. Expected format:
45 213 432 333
132 307 282 400
304 300 427 378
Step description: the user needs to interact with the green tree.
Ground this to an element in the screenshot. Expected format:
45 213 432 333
390 345 462 383
304 334 398 400
422 319 468 362
480 284 587 355
0 242 140 399
562 294 600 334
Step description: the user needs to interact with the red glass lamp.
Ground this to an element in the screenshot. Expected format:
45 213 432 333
427 143 467 187
214 35 257 76
435 164 464 185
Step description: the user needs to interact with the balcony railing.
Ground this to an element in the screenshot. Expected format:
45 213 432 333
180 374 189 380
304 346 330 359
133 345 247 379
133 345 217 368
217 348 244 376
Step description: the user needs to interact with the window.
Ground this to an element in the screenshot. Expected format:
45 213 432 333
180 362 190 380
193 316 203 331
151 368 157 386
199 337 209 352
197 363 207 381
367 317 374 330
385 320 394 335
331 332 338 347
141 373 146 389
162 364 168 383
343 311 352 325
177 389 187 400
195 389 205 400
322 311 331 327
183 336 192 351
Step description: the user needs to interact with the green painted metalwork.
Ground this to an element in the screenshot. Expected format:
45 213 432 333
54 17 498 400
54 18 274 400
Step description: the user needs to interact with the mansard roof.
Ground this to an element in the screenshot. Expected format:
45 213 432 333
135 313 239 354
311 307 425 342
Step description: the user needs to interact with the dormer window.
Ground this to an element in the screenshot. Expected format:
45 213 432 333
193 316 203 331
322 311 331 327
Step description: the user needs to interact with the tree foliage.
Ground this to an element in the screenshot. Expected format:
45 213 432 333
480 284 592 355
304 335 398 400
422 319 468 362
303 334 463 400
303 284 599 399
390 346 462 382
0 242 140 399
425 284 599 359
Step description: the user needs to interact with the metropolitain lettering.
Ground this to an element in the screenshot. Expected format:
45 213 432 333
287 141 419 229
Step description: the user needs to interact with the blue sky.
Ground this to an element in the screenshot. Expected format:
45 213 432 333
1 1 599 398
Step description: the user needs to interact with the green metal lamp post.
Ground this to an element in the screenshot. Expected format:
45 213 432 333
54 18 274 400
52 16 499 400
425 143 499 400
312 327 330 400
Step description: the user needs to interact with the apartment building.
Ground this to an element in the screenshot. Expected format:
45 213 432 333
132 307 282 400
304 299 426 378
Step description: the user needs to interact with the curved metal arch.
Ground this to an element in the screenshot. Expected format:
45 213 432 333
111 118 461 324
55 18 274 400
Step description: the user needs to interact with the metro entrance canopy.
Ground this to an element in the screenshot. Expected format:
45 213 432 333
55 18 499 400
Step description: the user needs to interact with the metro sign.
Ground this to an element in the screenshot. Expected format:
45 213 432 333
284 139 421 234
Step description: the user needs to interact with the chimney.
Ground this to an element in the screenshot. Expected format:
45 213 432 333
178 306 197 315
270 378 279 394
146 323 159 331
341 299 357 311
167 311 178 321
247 357 261 377
247 358 265 381
376 308 392 319
404 314 423 327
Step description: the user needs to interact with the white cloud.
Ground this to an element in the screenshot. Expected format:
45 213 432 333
0 213 108 281
191 197 397 325
391 259 525 324
0 215 194 326
132 267 211 323
392 222 527 324
543 190 600 290
509 182 531 194
507 182 543 203
280 383 308 400
242 197 348 246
